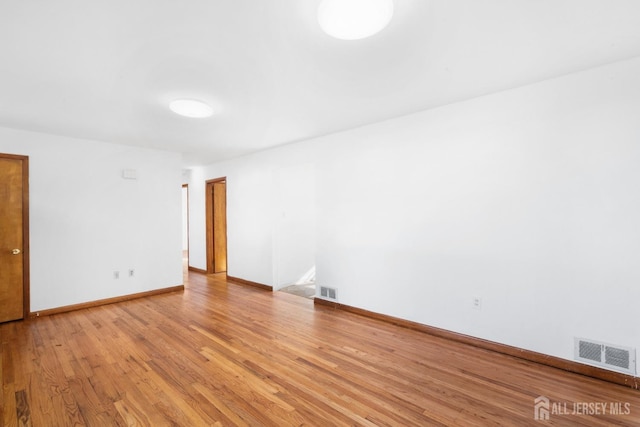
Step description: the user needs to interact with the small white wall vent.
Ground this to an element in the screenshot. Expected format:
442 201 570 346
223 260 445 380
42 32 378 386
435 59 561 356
574 338 636 375
319 286 337 300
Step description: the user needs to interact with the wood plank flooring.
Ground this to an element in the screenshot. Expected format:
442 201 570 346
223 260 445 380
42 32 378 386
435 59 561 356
2 269 640 426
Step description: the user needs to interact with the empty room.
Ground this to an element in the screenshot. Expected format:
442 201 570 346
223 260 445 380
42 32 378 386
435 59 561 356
1 1 640 425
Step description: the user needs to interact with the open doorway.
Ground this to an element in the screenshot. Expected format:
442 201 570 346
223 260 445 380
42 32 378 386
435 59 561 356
206 178 227 274
273 164 316 299
182 184 189 272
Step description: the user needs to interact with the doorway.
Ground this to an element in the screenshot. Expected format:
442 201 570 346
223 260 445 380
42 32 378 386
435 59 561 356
0 153 29 322
206 178 227 274
273 164 316 299
182 184 189 273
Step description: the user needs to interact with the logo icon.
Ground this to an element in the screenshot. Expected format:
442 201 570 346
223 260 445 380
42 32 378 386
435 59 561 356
534 396 550 421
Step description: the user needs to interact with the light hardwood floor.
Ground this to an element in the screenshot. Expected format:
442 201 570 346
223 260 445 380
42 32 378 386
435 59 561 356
1 270 639 426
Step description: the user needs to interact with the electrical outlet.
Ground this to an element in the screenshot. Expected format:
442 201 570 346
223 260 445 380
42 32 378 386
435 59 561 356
129 269 135 277
472 297 482 310
113 271 120 279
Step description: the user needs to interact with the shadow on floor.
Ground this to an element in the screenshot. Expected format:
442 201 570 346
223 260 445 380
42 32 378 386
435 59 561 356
279 283 315 299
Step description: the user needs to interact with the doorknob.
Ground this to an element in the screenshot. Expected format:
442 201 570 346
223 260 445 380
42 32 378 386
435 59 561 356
11 249 21 255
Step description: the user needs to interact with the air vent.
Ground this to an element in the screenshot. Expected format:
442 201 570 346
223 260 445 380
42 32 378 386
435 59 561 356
319 286 337 301
574 338 636 375
605 347 630 369
579 341 602 363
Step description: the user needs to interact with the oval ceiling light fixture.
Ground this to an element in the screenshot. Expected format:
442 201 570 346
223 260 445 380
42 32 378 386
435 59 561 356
318 0 394 40
169 99 214 118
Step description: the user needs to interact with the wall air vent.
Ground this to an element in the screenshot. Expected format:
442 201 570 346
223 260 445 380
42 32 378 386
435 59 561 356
319 286 337 301
578 340 602 363
574 338 636 375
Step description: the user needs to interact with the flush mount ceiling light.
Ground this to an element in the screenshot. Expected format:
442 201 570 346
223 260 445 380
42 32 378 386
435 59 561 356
169 99 214 118
318 0 394 40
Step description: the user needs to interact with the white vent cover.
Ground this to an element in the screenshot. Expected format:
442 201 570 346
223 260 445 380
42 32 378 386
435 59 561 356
574 338 636 375
319 286 337 300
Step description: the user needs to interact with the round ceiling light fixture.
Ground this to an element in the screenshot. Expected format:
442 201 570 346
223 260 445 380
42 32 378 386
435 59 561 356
318 0 394 40
169 99 214 118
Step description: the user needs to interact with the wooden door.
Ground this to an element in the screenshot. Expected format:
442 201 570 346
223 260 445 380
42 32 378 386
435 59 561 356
206 178 227 274
0 154 28 323
212 181 227 272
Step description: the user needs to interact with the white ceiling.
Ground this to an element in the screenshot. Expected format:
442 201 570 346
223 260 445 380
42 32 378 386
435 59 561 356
2 0 640 166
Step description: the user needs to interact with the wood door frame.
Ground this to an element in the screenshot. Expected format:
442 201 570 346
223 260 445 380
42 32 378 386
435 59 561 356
205 177 227 274
0 153 30 319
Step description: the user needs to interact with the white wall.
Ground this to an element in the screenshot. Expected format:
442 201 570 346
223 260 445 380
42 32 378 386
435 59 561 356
189 57 640 373
0 127 183 311
188 142 317 288
316 57 640 365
